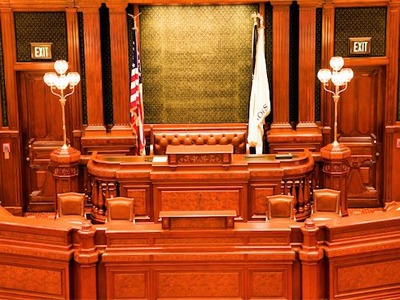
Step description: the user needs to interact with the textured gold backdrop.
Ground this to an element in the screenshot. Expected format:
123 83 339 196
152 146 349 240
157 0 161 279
140 5 256 124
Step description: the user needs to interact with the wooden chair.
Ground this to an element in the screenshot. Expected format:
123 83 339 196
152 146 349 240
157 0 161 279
311 188 341 221
56 192 86 223
266 194 295 221
106 197 135 223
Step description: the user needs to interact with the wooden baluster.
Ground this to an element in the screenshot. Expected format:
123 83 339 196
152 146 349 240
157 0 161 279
99 182 108 215
283 179 288 195
303 174 311 217
298 179 304 214
291 181 298 215
91 180 98 213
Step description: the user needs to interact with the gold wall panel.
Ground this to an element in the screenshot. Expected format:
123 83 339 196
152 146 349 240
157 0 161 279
140 5 257 124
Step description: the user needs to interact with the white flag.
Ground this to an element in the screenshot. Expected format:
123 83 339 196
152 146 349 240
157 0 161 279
247 15 271 154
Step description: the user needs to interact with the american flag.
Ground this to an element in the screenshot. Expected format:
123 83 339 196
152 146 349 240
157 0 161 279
130 20 146 155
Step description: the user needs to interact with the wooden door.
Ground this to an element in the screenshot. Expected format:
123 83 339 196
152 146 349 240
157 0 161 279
19 71 70 211
337 66 384 207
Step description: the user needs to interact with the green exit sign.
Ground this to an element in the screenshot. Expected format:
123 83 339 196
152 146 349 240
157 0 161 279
30 42 53 60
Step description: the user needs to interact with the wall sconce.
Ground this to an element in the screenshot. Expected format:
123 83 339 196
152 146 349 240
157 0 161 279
317 56 353 147
43 60 80 151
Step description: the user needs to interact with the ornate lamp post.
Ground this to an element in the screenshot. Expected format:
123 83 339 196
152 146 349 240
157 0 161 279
317 56 353 217
44 60 80 150
317 56 353 147
44 60 81 196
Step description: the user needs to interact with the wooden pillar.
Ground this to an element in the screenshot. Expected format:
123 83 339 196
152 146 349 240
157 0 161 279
384 0 400 201
0 7 23 212
77 1 106 133
296 0 323 145
108 1 130 128
270 1 291 130
74 222 99 300
320 143 350 216
320 1 335 146
299 219 324 300
66 8 83 149
267 1 293 150
0 7 17 130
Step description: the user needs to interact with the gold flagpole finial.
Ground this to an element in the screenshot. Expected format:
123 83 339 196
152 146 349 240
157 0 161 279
251 13 265 29
127 12 141 31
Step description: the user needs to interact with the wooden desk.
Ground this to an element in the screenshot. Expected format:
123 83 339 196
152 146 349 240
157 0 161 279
87 148 314 223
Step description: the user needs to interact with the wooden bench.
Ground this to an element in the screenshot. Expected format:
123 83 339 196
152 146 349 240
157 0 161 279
149 124 249 155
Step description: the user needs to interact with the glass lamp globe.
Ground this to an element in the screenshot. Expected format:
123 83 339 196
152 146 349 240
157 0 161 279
67 72 81 87
329 56 344 72
317 69 332 83
331 71 345 86
340 68 354 83
54 76 69 90
54 60 69 75
43 72 57 87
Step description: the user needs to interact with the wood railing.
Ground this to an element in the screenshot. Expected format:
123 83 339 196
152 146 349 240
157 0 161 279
1 210 400 299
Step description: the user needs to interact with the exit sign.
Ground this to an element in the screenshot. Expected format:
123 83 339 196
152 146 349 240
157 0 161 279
30 42 53 60
349 37 371 55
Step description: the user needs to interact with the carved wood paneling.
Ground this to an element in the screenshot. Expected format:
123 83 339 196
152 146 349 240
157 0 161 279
157 188 242 213
121 183 151 220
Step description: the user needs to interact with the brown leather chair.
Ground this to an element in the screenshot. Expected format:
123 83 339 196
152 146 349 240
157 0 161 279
106 197 135 223
311 188 341 221
56 192 86 223
266 194 295 221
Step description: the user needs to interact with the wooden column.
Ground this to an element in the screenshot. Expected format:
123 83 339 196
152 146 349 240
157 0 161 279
270 1 291 129
320 1 335 146
0 7 23 213
108 1 130 129
77 1 106 134
299 219 324 300
0 7 17 130
296 0 323 145
267 1 293 151
74 222 99 300
66 8 84 149
384 0 400 202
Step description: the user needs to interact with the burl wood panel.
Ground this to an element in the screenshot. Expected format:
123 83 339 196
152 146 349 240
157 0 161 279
249 268 289 299
157 188 241 213
251 185 277 216
336 259 400 293
106 264 292 299
110 271 148 299
0 262 67 299
163 216 231 230
123 184 151 219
